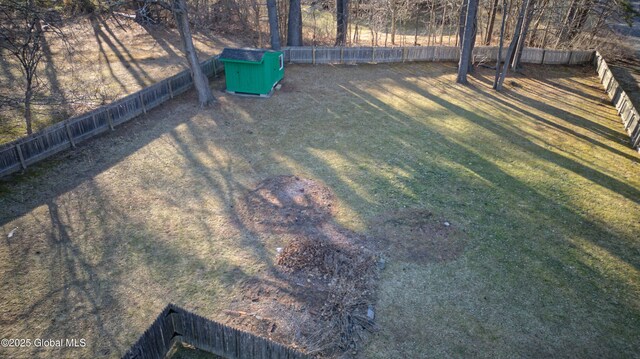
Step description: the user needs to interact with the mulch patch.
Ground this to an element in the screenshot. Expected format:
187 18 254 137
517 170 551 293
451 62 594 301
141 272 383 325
232 176 378 358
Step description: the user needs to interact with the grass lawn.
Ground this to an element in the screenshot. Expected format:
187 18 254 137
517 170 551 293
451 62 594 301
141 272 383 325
0 62 639 358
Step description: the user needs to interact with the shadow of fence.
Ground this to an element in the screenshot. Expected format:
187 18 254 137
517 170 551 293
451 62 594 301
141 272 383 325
594 51 640 151
3 45 636 179
122 304 308 359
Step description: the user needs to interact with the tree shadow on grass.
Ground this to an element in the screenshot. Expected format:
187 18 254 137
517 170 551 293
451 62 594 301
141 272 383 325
384 75 640 270
89 15 153 91
0 63 638 358
471 74 638 162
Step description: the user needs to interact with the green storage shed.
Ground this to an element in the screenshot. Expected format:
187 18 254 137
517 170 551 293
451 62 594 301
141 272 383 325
219 48 284 97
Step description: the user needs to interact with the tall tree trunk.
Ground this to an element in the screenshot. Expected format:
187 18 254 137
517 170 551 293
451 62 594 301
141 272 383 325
353 0 359 43
459 0 468 49
336 0 349 45
287 0 303 46
173 0 214 106
279 0 288 45
414 3 421 46
512 0 535 70
457 0 479 84
485 0 499 44
439 2 447 45
390 0 397 45
495 0 528 90
267 0 281 49
253 0 262 47
468 13 477 73
493 0 508 89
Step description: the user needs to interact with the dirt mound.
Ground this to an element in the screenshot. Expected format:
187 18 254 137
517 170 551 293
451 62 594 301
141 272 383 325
371 208 466 263
230 176 379 358
240 176 335 233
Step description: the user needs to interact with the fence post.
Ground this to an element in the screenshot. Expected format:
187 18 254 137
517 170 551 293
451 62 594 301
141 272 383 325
340 47 344 64
633 135 640 149
65 123 76 148
139 92 147 114
568 50 574 65
312 47 316 65
626 114 636 130
541 49 547 64
372 47 375 62
402 47 407 62
107 108 115 131
168 80 174 99
15 144 26 169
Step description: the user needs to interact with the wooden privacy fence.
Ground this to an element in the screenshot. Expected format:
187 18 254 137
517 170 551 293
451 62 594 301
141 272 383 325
122 304 308 359
282 46 595 66
0 55 224 178
594 51 640 151
3 46 636 179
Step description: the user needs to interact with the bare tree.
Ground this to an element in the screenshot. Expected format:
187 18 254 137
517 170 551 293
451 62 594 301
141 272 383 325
484 0 499 44
495 0 528 90
493 0 508 89
0 0 47 135
127 0 214 106
512 0 535 70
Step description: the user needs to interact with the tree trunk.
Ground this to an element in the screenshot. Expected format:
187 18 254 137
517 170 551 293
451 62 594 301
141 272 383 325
458 0 468 50
336 0 349 45
555 0 577 48
493 0 508 89
24 88 33 135
353 0 359 43
390 0 397 45
253 1 262 47
495 0 528 90
414 4 421 46
267 0 281 49
468 13 477 73
279 0 288 45
566 0 591 43
439 2 447 45
287 0 303 46
485 0 499 45
512 0 535 70
428 0 436 46
457 0 479 84
173 0 214 106
528 0 546 46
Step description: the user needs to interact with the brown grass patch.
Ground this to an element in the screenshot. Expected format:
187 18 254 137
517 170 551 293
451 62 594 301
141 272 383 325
239 175 335 233
371 209 467 263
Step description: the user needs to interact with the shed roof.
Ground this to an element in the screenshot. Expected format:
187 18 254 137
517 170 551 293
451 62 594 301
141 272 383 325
220 48 269 63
